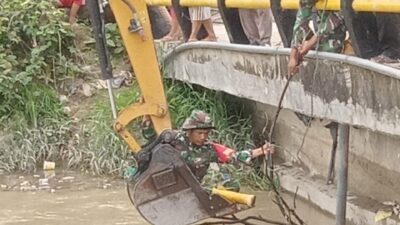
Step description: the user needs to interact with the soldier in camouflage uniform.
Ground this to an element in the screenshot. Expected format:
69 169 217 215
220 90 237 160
288 0 346 75
173 110 274 192
287 0 345 181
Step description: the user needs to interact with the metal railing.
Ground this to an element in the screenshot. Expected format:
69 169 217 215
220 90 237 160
146 0 400 13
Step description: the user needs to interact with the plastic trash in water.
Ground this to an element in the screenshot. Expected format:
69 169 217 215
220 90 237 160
43 161 55 170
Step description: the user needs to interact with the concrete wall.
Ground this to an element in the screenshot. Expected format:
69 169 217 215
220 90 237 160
159 42 400 204
251 102 400 202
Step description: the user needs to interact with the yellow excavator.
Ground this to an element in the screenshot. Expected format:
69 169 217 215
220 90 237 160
87 0 255 224
86 0 400 223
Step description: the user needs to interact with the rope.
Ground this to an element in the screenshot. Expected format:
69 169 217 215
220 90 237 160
296 0 329 158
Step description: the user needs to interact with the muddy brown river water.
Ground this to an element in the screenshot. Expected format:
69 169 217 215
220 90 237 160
0 171 343 225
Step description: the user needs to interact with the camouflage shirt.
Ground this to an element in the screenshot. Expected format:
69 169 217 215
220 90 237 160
291 0 346 53
174 131 252 191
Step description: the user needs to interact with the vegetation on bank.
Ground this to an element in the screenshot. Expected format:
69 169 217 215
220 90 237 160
0 0 76 172
0 0 78 120
0 0 271 190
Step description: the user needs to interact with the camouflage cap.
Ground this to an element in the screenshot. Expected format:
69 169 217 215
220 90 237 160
182 110 215 130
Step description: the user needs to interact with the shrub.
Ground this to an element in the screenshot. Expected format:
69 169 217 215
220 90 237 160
0 0 78 122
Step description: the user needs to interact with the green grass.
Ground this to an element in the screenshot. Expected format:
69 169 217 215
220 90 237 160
0 84 70 172
166 81 255 151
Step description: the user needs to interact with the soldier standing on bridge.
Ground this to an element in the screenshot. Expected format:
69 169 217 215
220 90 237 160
287 0 346 75
287 0 346 184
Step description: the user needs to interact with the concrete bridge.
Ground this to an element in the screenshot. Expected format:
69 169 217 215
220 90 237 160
163 42 400 136
158 42 400 225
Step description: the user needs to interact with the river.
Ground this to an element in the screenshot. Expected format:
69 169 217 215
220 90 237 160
0 171 344 225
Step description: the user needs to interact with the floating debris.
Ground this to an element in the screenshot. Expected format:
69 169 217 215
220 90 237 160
61 176 75 182
44 170 56 179
39 178 49 187
20 181 30 186
43 161 55 170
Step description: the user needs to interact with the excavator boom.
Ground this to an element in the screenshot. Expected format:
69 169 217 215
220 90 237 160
109 0 171 152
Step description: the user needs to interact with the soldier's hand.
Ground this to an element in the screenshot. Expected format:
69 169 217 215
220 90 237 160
288 57 300 76
262 142 275 155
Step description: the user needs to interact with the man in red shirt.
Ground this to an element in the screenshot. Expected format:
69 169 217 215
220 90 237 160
56 0 87 24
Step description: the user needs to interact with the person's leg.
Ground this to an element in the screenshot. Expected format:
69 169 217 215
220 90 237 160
202 19 217 41
163 20 181 40
257 9 273 46
161 9 183 40
196 7 216 41
169 8 182 39
189 20 202 41
238 9 260 45
167 17 182 39
188 7 203 41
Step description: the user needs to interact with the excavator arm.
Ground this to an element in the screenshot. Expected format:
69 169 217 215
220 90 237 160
88 0 171 152
87 0 252 224
109 0 172 151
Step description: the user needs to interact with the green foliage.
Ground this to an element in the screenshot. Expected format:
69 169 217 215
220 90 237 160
0 0 78 121
18 83 65 127
104 23 126 57
166 81 254 151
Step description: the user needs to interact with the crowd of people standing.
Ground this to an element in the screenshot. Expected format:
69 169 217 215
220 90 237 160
57 0 399 64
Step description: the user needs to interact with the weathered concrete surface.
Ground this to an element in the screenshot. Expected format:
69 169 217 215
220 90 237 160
252 103 400 203
164 42 400 136
277 165 400 225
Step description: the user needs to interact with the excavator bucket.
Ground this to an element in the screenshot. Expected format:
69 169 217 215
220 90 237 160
127 131 240 225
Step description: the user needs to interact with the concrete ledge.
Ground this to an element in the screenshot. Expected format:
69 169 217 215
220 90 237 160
277 165 400 225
